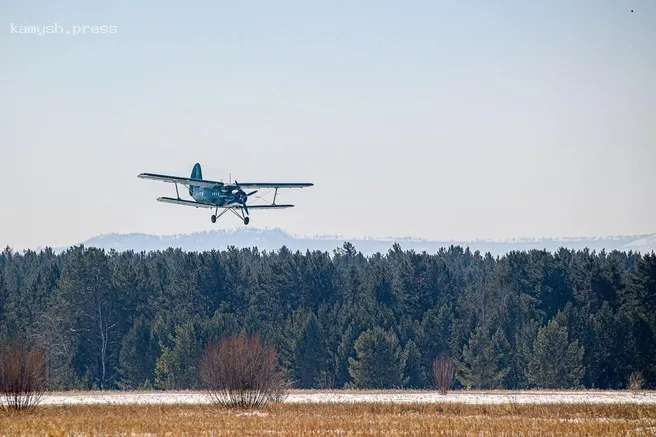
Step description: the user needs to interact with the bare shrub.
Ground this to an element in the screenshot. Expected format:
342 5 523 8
432 354 454 395
627 371 644 393
0 339 46 411
199 335 287 409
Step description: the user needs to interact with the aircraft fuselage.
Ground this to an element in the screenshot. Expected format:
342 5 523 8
190 186 242 207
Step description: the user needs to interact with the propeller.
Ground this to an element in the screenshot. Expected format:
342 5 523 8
234 181 258 215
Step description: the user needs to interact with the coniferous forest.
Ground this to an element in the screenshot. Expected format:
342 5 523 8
0 243 654 391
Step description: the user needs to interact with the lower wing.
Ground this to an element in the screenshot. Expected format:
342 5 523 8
156 197 294 209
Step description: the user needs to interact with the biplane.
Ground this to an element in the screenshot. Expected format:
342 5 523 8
138 163 313 225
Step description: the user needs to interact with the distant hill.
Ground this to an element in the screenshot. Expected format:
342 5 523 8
53 228 656 257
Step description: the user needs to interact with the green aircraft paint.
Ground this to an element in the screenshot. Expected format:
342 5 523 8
185 163 258 210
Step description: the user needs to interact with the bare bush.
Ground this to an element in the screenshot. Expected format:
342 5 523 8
432 354 454 395
627 371 644 393
199 335 287 409
0 339 46 411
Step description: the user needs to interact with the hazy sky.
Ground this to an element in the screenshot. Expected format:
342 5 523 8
1 0 655 250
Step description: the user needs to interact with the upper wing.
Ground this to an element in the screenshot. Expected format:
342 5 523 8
157 197 294 209
235 182 313 189
138 173 224 189
139 173 312 190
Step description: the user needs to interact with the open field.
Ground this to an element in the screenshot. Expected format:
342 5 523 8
36 389 656 406
2 402 656 436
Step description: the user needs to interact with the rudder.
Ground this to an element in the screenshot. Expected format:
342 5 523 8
189 163 202 196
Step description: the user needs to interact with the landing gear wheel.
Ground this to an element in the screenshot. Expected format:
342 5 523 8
243 217 250 225
211 215 217 223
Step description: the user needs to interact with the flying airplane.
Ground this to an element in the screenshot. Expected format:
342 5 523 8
138 163 313 225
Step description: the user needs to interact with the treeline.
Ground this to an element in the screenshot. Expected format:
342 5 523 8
0 243 654 391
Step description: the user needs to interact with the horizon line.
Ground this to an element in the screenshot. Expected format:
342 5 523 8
10 227 653 254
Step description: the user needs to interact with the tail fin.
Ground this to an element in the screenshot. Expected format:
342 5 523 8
189 163 202 196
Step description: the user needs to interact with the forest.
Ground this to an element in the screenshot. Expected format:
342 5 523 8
0 242 654 391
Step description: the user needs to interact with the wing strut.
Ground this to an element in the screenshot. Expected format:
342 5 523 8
273 188 278 205
175 183 180 200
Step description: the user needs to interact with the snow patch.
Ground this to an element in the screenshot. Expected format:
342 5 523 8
37 390 656 406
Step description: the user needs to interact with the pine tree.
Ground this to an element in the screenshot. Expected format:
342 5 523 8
118 315 157 389
528 314 585 388
402 340 427 388
588 302 619 388
154 321 203 389
348 327 405 388
456 326 510 389
292 312 324 388
48 247 121 389
418 304 454 373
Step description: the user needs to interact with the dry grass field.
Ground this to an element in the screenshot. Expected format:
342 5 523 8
2 402 656 436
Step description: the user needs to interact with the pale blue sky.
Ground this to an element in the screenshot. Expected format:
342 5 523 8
1 0 655 250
